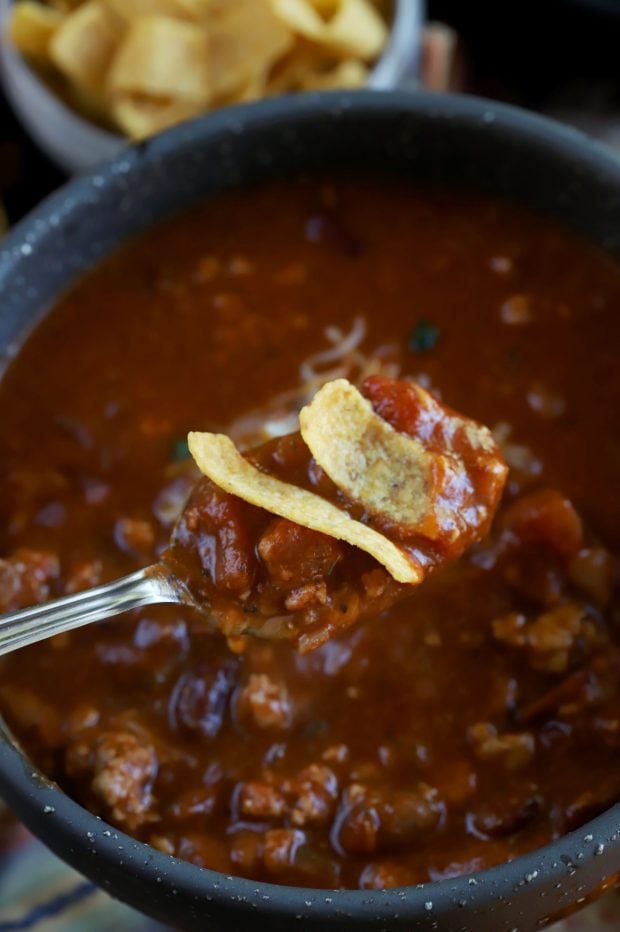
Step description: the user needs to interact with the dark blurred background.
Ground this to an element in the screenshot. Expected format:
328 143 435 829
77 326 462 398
429 0 620 102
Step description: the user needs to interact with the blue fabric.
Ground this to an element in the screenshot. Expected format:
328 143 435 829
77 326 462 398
0 882 95 931
0 834 165 931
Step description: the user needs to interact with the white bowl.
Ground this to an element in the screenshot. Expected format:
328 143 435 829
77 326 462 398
0 0 423 175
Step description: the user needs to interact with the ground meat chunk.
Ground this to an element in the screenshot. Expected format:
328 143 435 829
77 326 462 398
284 580 328 612
283 764 339 827
525 603 590 673
114 517 156 557
236 673 292 731
492 612 528 649
257 518 343 591
467 722 535 770
238 781 287 819
493 603 589 674
0 548 59 612
235 764 339 828
361 568 390 600
89 732 158 830
65 558 103 594
322 743 349 764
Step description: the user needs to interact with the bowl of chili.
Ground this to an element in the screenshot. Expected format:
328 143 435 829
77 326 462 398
1 91 620 930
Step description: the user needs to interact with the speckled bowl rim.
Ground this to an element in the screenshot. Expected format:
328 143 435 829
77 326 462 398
1 90 620 928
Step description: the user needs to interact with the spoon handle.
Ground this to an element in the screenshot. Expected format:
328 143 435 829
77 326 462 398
0 565 183 657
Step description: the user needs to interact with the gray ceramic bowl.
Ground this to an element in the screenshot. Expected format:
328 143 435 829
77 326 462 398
1 91 620 931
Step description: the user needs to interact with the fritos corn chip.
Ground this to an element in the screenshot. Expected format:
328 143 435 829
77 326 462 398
9 0 62 60
187 431 422 584
107 16 210 104
49 0 122 90
300 378 438 531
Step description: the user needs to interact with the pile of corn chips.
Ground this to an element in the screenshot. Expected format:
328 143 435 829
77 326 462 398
8 0 389 139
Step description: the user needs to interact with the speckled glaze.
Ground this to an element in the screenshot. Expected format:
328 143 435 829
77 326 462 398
1 91 620 931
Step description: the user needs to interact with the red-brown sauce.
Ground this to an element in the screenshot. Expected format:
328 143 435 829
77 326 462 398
0 180 619 888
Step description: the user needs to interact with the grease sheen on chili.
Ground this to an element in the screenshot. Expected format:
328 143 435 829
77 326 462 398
0 179 619 889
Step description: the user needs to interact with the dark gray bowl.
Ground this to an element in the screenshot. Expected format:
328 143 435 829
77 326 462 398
2 91 620 932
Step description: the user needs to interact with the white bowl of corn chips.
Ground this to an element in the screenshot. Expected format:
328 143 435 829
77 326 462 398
0 0 422 174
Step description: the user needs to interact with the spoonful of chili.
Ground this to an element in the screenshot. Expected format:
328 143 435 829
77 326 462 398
0 376 507 656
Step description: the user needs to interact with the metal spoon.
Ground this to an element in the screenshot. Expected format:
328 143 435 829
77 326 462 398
0 563 202 657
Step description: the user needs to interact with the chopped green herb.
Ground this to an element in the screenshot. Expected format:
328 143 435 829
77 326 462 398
304 718 329 738
409 319 440 353
172 438 190 461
